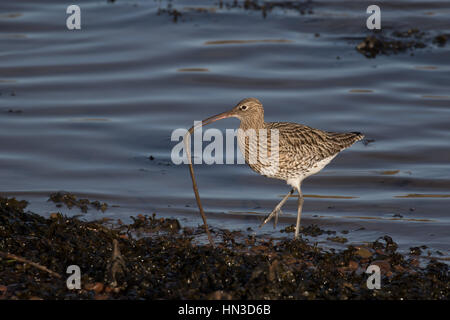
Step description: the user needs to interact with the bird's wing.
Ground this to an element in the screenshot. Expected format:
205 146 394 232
266 122 363 163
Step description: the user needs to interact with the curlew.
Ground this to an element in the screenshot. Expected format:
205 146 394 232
186 98 364 243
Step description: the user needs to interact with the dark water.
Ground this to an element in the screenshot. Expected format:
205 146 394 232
1 1 449 257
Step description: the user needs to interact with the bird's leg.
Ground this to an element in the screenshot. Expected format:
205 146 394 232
294 186 304 239
259 188 295 229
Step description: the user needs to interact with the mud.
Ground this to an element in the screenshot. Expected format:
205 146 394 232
0 196 447 300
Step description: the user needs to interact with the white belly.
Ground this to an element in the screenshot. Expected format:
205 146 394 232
237 128 281 178
286 155 336 189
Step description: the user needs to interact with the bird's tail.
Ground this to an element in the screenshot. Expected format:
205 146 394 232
350 131 365 142
329 131 365 149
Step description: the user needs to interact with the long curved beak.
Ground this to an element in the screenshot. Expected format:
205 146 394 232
185 110 234 157
193 110 234 132
185 110 234 158
183 109 234 247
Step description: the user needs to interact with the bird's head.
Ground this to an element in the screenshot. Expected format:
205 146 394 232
195 98 264 128
229 97 264 120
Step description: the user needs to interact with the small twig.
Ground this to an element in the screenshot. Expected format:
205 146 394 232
184 127 215 247
0 251 62 279
109 239 125 287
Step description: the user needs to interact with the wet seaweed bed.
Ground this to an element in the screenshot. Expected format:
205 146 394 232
156 0 314 22
0 196 448 300
356 29 448 58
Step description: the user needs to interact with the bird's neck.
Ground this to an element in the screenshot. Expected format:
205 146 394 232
239 115 265 131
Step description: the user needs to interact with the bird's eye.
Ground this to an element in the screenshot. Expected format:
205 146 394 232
241 105 247 110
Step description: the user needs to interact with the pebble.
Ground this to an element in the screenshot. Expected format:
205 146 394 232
355 247 373 258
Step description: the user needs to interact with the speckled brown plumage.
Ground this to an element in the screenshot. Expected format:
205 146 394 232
235 99 364 183
239 122 363 179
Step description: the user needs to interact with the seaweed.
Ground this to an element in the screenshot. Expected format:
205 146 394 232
48 192 108 213
356 29 449 58
0 196 448 299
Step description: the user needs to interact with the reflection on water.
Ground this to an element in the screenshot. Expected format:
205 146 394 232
286 194 358 199
204 39 293 45
380 170 400 175
348 89 373 93
0 13 22 19
0 0 449 256
414 65 438 70
421 95 450 99
0 34 27 39
177 68 209 72
343 216 434 222
395 194 450 198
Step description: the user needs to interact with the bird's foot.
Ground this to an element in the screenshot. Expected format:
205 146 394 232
259 206 283 229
